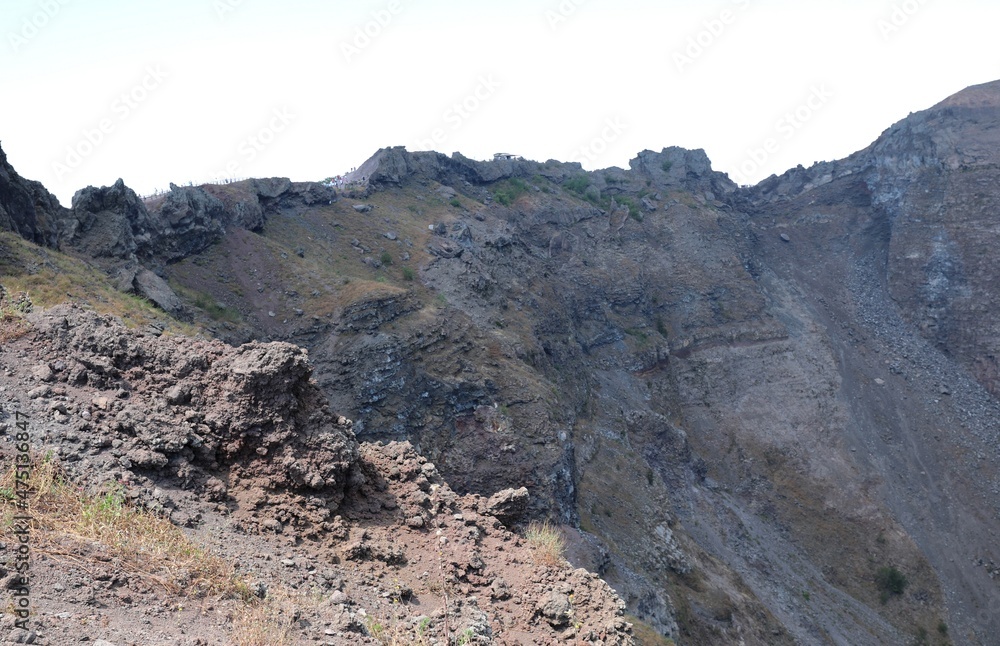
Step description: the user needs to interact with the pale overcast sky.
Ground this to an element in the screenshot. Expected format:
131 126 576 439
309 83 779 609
2 0 998 205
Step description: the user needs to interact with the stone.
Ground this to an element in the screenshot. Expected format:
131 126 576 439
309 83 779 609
484 487 529 526
31 363 54 382
353 204 373 213
537 591 573 627
125 448 169 469
135 269 183 314
165 384 190 405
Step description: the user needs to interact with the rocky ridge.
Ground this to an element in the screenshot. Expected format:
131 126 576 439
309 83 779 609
0 304 635 645
4 79 1000 645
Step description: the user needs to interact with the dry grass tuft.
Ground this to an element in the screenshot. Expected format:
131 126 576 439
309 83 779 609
0 285 32 342
0 455 242 598
525 521 566 568
0 231 200 335
366 613 435 646
230 594 296 646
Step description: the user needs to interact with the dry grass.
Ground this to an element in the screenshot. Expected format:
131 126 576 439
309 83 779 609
525 521 566 568
0 231 199 335
0 285 32 342
230 593 296 646
0 455 243 598
627 615 676 645
366 613 434 646
0 308 30 343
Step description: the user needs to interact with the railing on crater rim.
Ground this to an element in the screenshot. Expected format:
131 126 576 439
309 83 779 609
139 177 252 200
139 174 365 201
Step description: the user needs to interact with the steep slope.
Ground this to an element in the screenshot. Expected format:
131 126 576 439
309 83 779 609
160 146 952 644
0 305 636 645
740 79 1000 644
4 80 1000 645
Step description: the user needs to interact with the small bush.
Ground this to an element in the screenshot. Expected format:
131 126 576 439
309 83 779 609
401 267 415 281
525 521 565 567
564 175 590 195
617 196 643 222
492 177 529 206
661 160 673 173
380 251 393 266
449 198 462 208
875 565 908 602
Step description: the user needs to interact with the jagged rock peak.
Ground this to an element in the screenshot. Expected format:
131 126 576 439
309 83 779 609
630 146 738 196
67 178 153 259
0 141 68 246
352 146 540 188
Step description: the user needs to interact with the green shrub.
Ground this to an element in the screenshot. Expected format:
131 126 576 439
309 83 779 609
661 160 673 172
449 198 462 208
617 196 643 222
875 565 908 602
493 177 529 206
564 175 590 195
380 251 393 266
402 267 415 281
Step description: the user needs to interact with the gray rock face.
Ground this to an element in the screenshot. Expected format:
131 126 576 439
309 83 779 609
484 487 529 526
0 143 68 246
630 147 738 197
133 269 183 314
28 304 360 512
68 179 153 258
150 183 228 260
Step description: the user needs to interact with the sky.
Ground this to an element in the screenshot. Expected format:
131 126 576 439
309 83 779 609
2 0 999 206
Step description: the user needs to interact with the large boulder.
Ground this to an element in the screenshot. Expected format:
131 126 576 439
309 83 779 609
133 269 183 314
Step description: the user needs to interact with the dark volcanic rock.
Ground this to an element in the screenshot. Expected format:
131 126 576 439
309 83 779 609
68 179 154 258
133 269 183 314
0 143 68 246
149 183 228 260
26 304 360 528
483 487 530 526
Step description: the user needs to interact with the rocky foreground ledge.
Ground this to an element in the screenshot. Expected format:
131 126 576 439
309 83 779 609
0 305 634 645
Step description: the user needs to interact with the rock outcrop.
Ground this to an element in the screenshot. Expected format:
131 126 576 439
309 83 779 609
0 143 68 246
0 305 636 645
22 304 359 531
